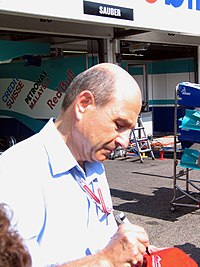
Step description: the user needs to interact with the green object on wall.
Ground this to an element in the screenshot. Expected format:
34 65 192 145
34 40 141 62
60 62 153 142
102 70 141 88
0 40 50 62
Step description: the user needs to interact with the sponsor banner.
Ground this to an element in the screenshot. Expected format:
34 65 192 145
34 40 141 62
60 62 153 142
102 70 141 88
0 56 86 120
0 0 200 35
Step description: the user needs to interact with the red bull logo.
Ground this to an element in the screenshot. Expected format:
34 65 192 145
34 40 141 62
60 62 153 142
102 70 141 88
145 0 200 10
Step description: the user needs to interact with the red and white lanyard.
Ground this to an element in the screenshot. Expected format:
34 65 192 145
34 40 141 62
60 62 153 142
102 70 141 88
74 175 112 214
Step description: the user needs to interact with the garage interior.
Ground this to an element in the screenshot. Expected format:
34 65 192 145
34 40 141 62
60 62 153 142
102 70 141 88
0 10 199 65
0 31 198 63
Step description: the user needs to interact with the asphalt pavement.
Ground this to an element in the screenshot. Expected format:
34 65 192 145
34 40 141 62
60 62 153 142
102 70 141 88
104 154 200 266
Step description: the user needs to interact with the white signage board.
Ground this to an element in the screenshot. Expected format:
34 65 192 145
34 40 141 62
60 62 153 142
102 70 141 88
0 0 200 36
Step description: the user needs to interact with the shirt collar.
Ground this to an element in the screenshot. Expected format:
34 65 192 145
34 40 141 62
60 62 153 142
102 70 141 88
39 118 105 182
40 118 78 176
84 161 105 184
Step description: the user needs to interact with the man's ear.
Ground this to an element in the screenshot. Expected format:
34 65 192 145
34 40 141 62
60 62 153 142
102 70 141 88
75 90 95 120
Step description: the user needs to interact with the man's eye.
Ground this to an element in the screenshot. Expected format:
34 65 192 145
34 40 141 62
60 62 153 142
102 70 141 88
116 122 124 130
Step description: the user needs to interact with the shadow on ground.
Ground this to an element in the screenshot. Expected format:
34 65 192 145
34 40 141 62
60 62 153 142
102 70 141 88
111 187 200 222
175 243 200 265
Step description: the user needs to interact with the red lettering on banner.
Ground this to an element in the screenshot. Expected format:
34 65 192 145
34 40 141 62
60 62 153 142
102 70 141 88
28 77 51 110
6 80 24 109
47 88 63 110
47 68 75 110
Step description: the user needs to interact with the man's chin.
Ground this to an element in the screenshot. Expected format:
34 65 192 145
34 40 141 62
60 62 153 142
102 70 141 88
93 153 108 162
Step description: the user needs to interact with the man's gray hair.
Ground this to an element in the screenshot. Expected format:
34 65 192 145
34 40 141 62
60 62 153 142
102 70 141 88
61 66 116 111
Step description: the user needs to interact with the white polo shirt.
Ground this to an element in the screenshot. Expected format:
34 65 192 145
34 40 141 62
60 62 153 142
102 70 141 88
0 118 118 267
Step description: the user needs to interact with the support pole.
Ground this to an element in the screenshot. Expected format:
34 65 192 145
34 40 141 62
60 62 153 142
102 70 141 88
197 46 200 83
105 38 120 64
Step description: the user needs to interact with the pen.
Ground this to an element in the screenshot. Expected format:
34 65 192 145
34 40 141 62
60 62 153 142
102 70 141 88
114 211 130 225
114 211 150 256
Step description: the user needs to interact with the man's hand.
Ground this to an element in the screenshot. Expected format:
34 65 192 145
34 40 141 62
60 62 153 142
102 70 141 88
59 224 149 267
101 223 149 267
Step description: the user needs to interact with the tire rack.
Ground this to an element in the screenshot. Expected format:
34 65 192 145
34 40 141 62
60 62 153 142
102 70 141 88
171 83 200 211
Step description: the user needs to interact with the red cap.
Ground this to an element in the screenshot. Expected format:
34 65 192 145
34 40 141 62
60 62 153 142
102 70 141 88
143 247 198 267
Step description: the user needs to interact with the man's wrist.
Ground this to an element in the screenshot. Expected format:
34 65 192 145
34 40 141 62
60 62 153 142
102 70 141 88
98 251 113 267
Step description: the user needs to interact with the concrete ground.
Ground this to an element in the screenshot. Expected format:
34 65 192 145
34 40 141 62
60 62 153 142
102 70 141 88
104 154 200 266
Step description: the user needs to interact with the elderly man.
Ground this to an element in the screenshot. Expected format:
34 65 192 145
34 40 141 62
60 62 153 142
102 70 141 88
0 63 149 267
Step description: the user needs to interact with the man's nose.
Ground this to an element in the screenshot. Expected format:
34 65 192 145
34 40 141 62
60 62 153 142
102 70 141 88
116 130 130 148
